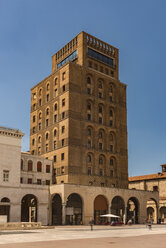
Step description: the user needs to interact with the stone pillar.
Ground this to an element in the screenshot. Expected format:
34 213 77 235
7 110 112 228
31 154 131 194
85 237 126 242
38 203 48 225
62 203 66 225
124 206 127 224
10 204 21 222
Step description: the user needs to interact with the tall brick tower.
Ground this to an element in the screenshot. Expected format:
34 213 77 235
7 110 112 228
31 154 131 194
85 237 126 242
30 31 128 188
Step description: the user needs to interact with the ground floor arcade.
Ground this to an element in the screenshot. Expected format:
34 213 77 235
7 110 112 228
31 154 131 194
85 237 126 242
49 184 159 225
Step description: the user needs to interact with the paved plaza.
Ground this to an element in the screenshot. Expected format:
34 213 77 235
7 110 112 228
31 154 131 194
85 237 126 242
0 225 166 247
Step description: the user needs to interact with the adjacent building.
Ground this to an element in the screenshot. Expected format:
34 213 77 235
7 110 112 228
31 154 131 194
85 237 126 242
129 164 166 223
0 126 52 224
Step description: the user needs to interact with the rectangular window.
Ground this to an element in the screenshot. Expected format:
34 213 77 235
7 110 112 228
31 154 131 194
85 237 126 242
110 145 113 152
62 72 66 80
88 61 92 68
98 117 102 124
33 127 35 134
54 141 57 150
87 140 91 148
54 88 57 97
110 120 113 127
46 94 50 102
28 178 32 184
62 85 66 92
109 96 113 102
61 166 65 174
105 68 108 75
62 98 65 107
99 169 103 176
110 170 114 177
20 177 23 184
39 99 42 106
87 88 91 95
62 139 65 147
62 112 65 119
98 92 102 98
61 153 64 160
45 144 48 152
46 119 49 127
99 143 103 150
38 122 41 130
94 64 98 70
33 115 36 123
3 170 9 182
54 155 57 162
87 114 91 121
46 165 50 173
54 114 57 123
62 126 65 133
88 167 92 175
37 179 41 185
100 66 103 72
111 71 114 77
46 180 50 185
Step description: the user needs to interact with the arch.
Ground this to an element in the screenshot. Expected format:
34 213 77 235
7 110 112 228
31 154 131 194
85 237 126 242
1 197 10 202
0 197 10 222
94 195 108 224
21 194 38 222
159 206 166 223
98 128 105 139
147 207 154 222
87 76 91 84
111 196 125 222
87 153 92 163
28 160 33 171
127 197 139 224
52 194 62 225
109 156 116 166
146 198 158 223
66 193 83 225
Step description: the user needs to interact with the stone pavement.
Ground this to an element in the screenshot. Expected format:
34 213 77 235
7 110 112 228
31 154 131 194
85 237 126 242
0 225 166 248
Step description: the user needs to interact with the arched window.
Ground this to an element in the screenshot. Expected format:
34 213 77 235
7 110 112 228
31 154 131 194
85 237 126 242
54 129 57 137
55 78 58 86
98 131 102 138
39 112 42 120
37 161 42 172
28 160 33 171
87 154 91 163
46 108 49 115
38 136 41 143
87 77 91 84
54 103 57 111
110 109 113 116
46 133 49 140
98 105 102 113
1 197 10 203
39 88 42 96
46 83 50 90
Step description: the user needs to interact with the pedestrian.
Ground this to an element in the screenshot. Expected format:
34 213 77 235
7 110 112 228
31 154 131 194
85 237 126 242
89 219 94 231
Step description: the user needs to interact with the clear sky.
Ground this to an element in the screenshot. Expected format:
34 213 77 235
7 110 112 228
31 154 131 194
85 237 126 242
0 0 166 177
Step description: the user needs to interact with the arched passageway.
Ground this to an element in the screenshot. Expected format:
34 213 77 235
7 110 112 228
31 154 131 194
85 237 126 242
0 198 10 222
147 207 154 222
127 197 139 224
94 195 108 224
52 194 62 225
160 206 166 223
66 193 82 225
111 196 125 222
21 194 37 222
146 198 158 223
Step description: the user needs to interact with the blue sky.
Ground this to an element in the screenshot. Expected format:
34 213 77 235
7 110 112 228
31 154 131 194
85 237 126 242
0 0 166 176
